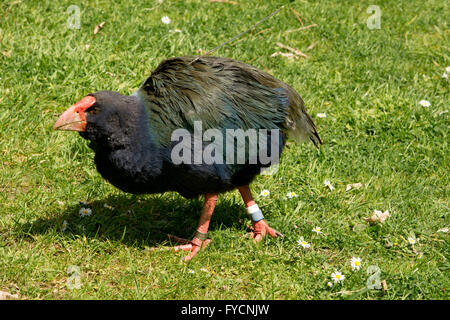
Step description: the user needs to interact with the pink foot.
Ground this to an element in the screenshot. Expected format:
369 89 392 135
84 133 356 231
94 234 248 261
247 219 283 242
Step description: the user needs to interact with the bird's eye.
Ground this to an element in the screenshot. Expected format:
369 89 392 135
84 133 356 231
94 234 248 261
87 106 100 115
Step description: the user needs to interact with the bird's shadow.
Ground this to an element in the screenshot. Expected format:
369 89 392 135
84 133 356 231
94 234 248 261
17 194 247 248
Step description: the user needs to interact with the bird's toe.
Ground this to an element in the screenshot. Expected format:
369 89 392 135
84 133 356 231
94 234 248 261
169 236 211 261
248 219 283 243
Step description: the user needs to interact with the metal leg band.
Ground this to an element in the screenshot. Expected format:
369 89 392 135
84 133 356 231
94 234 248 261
194 230 209 241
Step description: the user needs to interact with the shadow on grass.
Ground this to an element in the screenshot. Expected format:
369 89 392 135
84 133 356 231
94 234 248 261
16 193 246 248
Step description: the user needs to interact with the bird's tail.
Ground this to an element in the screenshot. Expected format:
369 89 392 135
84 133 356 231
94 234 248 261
283 90 322 147
286 112 322 147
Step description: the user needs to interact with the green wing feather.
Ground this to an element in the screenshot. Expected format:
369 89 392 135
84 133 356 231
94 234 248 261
135 56 294 146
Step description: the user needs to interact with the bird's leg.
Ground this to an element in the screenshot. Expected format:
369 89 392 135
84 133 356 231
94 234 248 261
238 185 283 242
172 193 217 261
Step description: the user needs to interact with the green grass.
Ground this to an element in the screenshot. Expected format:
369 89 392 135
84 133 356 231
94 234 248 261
0 0 448 300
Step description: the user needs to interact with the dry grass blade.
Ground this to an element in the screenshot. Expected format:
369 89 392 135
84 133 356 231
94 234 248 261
254 27 272 36
1 50 11 58
346 182 363 191
290 7 304 26
94 21 106 35
330 287 366 296
270 52 298 59
284 23 318 34
209 0 237 4
276 42 308 58
0 290 20 300
381 280 388 292
306 42 316 51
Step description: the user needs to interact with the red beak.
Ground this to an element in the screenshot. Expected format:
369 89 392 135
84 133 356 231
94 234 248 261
54 96 96 132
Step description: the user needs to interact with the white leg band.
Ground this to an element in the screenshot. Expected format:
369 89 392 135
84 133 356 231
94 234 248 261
247 204 260 214
246 204 264 222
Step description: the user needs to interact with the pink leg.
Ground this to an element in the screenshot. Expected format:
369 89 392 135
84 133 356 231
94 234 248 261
238 185 283 242
171 193 217 261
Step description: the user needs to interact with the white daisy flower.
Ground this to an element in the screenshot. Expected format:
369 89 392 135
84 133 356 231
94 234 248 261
188 269 195 274
443 73 448 79
297 237 310 249
407 237 416 245
327 281 333 287
446 66 450 73
62 220 69 231
260 189 270 197
350 257 362 271
312 226 322 234
316 113 327 118
417 252 423 259
324 180 334 191
287 191 298 198
418 100 431 107
161 16 171 24
79 200 88 206
331 270 345 283
79 207 92 217
169 28 182 33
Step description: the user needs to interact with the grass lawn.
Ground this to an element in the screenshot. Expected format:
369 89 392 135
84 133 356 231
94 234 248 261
0 0 448 300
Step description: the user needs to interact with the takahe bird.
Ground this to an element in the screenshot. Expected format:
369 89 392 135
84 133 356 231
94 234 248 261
54 56 322 261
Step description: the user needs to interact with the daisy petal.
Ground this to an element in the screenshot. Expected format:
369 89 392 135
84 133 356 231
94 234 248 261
161 16 171 24
418 100 431 107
